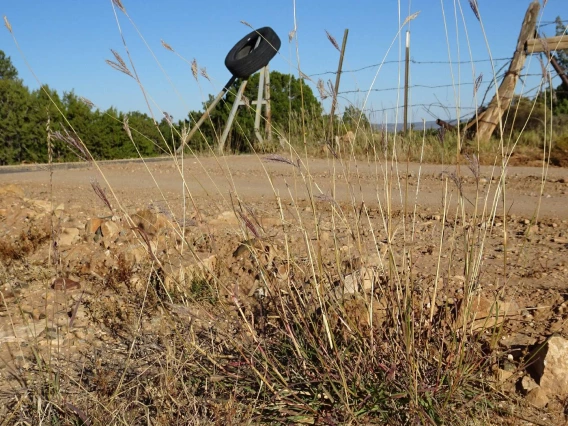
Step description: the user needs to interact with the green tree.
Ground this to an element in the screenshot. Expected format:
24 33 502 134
189 71 323 152
555 17 568 70
0 50 19 82
27 85 66 162
64 91 93 137
0 79 32 164
120 111 162 158
502 95 550 135
157 114 180 154
341 105 371 132
88 107 124 160
0 50 30 165
553 17 568 113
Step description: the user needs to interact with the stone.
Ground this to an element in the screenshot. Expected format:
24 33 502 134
162 255 217 292
54 203 65 218
0 324 46 343
53 313 69 328
521 375 538 392
459 296 520 332
31 308 47 321
52 277 81 291
0 184 24 198
27 199 52 214
530 336 568 398
59 227 80 246
495 368 513 383
525 387 549 409
499 332 537 348
208 210 239 227
132 209 169 236
73 329 87 340
85 217 104 234
341 267 378 295
100 220 120 238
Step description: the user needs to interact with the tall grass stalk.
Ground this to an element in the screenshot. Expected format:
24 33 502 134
1 1 561 424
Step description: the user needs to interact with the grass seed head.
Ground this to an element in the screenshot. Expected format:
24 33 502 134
469 0 480 21
200 67 210 81
317 79 329 100
474 73 483 95
106 49 133 78
112 0 126 13
288 29 296 42
191 58 198 81
161 39 174 52
3 15 12 33
325 30 340 51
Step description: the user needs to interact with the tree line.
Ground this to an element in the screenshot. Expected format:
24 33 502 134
0 47 379 165
0 51 181 165
1 49 361 165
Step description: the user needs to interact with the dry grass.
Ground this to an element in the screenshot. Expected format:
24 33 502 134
1 2 565 425
0 220 51 262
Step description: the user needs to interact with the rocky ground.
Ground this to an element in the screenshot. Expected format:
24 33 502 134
0 155 567 424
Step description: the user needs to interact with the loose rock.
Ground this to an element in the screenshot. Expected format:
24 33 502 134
525 386 549 408
85 217 104 234
100 220 120 238
529 335 568 397
52 277 81 291
59 227 80 246
0 184 24 198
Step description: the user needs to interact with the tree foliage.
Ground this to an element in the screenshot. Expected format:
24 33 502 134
0 51 19 81
0 52 325 164
553 16 568 114
0 49 183 165
188 70 323 152
555 16 568 70
341 105 371 132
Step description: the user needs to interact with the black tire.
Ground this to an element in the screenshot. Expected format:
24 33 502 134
225 27 281 79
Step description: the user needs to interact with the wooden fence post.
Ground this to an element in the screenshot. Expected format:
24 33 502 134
465 1 540 142
328 29 349 140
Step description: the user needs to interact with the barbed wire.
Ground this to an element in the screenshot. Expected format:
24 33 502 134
537 19 567 28
336 73 544 95
359 80 546 123
309 56 514 77
365 104 479 114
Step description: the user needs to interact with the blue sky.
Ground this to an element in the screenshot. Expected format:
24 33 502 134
1 0 566 125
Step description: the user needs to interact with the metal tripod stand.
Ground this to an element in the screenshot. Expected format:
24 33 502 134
176 66 271 155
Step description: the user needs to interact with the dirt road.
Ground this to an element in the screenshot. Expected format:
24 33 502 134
0 155 566 220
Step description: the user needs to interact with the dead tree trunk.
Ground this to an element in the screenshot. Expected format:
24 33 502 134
465 1 540 142
550 55 568 90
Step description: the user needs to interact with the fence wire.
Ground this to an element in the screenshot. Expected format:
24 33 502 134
308 56 514 77
306 41 560 129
